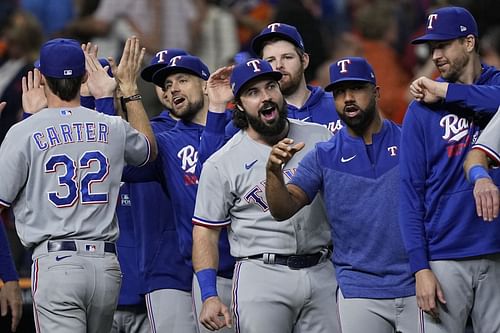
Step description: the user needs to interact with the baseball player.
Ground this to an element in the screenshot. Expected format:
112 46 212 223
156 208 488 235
265 57 418 333
130 49 198 333
0 215 22 333
463 108 500 222
192 58 340 333
0 104 19 328
123 55 235 333
399 7 500 332
251 22 343 134
0 37 156 333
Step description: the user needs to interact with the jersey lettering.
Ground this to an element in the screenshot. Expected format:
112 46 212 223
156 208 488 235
244 186 269 211
45 151 110 207
32 122 109 151
177 145 198 174
440 114 469 142
326 120 343 135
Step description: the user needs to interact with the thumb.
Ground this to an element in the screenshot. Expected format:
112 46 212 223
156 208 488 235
107 57 118 77
222 305 232 328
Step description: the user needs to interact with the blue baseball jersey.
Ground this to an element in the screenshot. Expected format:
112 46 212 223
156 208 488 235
287 85 342 134
0 219 18 282
290 120 414 299
400 64 500 274
116 182 145 305
129 111 193 293
123 112 234 278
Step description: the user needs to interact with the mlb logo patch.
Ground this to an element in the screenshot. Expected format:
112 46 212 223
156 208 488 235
63 69 73 76
85 244 97 252
60 109 72 116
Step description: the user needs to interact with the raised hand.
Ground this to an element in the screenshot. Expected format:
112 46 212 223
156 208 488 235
110 36 145 97
207 65 235 113
22 69 47 114
84 46 116 99
199 296 232 331
267 138 305 172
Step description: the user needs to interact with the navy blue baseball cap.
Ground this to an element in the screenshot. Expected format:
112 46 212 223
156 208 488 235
230 58 282 97
412 6 478 44
325 57 376 92
251 23 305 55
38 38 86 78
141 48 189 82
151 55 210 88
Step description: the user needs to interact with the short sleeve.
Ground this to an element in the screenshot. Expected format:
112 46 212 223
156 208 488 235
192 160 232 227
0 128 29 206
289 147 323 203
122 120 151 167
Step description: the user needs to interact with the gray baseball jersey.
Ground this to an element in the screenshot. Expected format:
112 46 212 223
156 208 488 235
0 106 150 247
193 119 332 257
473 106 500 164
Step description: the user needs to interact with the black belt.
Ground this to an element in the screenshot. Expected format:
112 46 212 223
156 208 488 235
47 240 116 254
243 250 329 269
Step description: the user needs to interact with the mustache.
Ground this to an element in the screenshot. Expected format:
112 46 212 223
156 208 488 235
258 101 279 114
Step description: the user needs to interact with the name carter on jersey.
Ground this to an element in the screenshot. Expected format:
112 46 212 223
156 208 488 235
32 122 109 151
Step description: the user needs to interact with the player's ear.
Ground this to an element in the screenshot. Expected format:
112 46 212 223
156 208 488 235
81 71 89 84
202 80 208 95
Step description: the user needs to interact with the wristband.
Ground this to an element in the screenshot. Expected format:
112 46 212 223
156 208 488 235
468 165 491 184
122 94 142 104
196 268 218 302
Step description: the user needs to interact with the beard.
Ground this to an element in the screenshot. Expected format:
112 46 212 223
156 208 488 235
437 52 469 82
279 65 304 96
171 95 205 122
338 98 377 135
246 100 288 137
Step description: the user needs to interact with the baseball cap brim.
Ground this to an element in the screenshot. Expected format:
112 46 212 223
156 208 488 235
411 33 465 44
235 71 283 97
141 63 167 82
151 66 204 88
251 32 302 55
324 78 374 92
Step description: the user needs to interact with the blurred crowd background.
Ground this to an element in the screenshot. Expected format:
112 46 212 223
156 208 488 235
0 0 499 288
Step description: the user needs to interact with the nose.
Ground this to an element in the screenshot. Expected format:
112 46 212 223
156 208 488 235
344 89 355 102
431 48 442 62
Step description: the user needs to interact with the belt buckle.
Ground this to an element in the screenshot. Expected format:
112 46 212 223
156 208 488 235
286 255 308 269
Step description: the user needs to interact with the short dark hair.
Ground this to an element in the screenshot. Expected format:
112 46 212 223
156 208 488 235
45 76 84 102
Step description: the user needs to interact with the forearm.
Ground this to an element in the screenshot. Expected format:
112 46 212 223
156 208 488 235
464 149 489 177
192 225 221 272
122 95 158 161
266 167 303 221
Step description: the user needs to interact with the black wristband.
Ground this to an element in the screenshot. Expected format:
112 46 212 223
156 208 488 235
122 94 142 103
